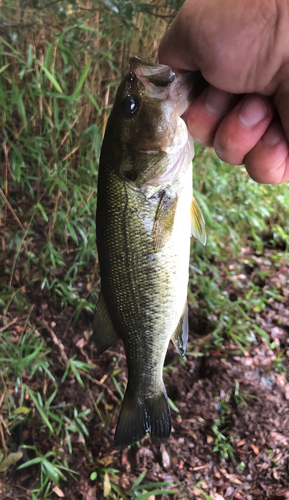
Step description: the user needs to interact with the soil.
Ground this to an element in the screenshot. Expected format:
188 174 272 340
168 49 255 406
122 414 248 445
1 233 289 499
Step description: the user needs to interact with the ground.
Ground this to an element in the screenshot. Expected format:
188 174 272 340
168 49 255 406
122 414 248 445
1 242 289 499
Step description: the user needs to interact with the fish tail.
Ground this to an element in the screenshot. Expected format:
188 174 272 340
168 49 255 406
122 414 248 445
114 384 171 448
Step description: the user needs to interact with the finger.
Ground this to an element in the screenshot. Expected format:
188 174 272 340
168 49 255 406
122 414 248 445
245 121 289 184
213 95 275 165
186 86 238 147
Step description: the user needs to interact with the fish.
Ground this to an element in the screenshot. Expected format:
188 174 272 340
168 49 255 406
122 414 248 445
93 57 206 448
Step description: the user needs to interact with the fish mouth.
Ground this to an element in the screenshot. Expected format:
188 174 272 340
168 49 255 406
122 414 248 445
129 56 192 117
130 56 176 87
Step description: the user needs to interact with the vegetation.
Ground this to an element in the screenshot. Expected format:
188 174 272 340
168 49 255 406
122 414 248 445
1 0 289 498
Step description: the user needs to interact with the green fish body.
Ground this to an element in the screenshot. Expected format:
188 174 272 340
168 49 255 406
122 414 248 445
93 58 206 448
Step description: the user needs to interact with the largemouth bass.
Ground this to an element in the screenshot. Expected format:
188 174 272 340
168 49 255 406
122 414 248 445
93 57 206 448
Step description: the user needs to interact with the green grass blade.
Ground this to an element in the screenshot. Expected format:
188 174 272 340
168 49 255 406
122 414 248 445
0 63 10 74
70 60 92 102
36 58 63 94
25 386 53 433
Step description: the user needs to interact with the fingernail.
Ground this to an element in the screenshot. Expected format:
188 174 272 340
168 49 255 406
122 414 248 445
238 96 268 127
203 86 232 115
263 123 284 146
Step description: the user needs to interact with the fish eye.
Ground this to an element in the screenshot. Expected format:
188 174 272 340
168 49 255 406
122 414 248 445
122 94 139 116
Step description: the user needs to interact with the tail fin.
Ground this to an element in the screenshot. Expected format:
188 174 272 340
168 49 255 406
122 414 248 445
114 385 171 448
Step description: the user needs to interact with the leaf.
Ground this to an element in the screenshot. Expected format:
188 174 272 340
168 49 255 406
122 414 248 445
27 45 33 67
25 386 53 433
36 58 63 94
43 458 65 483
168 398 179 413
70 60 92 101
44 43 55 71
0 63 11 74
18 457 43 469
52 486 65 497
67 221 78 244
13 406 30 415
103 471 111 497
131 469 147 489
86 91 101 113
37 202 49 222
0 451 23 472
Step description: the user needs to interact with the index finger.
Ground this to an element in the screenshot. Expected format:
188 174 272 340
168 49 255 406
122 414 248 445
158 8 199 71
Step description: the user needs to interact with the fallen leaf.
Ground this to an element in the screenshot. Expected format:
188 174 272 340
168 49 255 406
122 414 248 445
160 443 170 470
0 451 23 472
272 452 283 462
273 468 281 480
84 486 97 500
52 486 65 497
103 472 111 498
250 444 259 454
13 406 30 415
220 469 242 485
210 493 225 500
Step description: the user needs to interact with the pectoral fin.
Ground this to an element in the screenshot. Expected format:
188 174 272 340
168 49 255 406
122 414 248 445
92 292 119 356
191 195 206 246
171 303 189 357
153 194 178 252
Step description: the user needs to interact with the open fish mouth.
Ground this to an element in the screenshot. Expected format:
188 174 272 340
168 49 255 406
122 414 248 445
129 56 192 117
130 56 176 86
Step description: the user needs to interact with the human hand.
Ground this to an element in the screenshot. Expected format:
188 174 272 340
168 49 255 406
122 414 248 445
159 0 289 183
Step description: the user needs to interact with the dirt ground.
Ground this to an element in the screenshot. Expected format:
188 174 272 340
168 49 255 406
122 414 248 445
1 244 289 499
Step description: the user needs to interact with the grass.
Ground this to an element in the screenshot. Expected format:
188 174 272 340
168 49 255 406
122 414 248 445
1 0 289 498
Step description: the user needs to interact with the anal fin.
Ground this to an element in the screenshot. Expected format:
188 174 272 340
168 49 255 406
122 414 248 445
92 292 119 356
171 303 189 357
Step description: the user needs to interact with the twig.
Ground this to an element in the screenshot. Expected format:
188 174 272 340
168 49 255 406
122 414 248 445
19 303 34 344
48 108 84 170
90 379 119 404
62 146 80 162
3 140 8 226
9 204 38 287
0 316 19 333
0 415 7 452
40 320 69 365
0 188 24 230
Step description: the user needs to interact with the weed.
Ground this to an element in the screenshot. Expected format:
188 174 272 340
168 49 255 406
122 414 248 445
211 416 235 460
